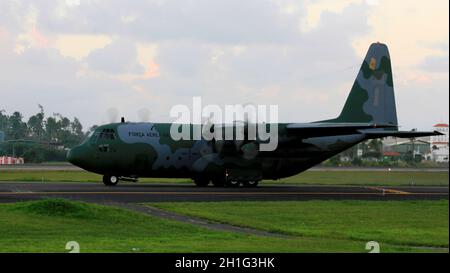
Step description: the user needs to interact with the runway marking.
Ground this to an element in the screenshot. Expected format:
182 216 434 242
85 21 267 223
366 186 410 195
0 191 447 196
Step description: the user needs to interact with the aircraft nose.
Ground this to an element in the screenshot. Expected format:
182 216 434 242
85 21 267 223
67 145 83 166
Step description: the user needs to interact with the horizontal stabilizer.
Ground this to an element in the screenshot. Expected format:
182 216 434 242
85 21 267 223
361 130 443 139
286 122 397 138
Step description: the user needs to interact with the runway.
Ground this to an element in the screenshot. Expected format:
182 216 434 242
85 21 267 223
0 182 447 203
1 164 448 172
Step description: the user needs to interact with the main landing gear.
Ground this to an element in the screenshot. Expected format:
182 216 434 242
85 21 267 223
227 179 259 187
193 176 260 188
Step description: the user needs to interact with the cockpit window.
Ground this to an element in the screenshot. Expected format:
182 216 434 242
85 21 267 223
89 132 99 144
99 128 116 140
81 131 96 144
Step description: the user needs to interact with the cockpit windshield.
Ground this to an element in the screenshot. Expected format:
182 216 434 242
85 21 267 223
99 128 116 140
80 130 95 144
81 128 116 145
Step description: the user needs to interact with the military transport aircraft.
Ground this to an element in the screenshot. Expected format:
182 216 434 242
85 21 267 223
67 43 442 187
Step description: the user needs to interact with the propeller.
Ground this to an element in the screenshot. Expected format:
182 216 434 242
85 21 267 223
236 102 260 160
200 114 224 162
200 102 261 161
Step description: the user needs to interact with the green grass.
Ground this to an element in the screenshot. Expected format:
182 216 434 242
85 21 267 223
275 171 449 186
0 169 447 186
153 200 449 249
0 199 446 253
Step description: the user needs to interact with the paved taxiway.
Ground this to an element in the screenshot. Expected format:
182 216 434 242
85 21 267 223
0 182 447 203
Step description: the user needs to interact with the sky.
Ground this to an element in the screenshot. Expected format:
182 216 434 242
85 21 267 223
0 0 448 131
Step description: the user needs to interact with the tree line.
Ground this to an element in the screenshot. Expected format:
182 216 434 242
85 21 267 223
0 105 89 163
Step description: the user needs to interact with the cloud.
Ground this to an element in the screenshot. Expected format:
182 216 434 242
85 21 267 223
30 25 50 48
155 42 211 78
0 1 374 126
35 0 304 44
0 0 447 131
55 34 112 60
0 26 9 41
0 1 31 33
396 75 449 130
139 2 369 98
85 38 144 75
143 60 161 79
0 45 139 127
419 55 449 73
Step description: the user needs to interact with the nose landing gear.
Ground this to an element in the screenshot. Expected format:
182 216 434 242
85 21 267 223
103 175 119 186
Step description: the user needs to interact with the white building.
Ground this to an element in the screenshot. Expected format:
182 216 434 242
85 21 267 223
0 156 25 165
430 123 449 163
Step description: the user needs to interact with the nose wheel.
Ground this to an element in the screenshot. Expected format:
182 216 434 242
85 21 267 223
103 175 119 186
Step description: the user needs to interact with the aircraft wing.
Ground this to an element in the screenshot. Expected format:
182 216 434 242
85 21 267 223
286 122 397 138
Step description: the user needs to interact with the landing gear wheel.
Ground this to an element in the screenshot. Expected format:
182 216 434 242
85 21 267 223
242 180 259 187
226 179 240 187
194 177 210 187
103 175 119 186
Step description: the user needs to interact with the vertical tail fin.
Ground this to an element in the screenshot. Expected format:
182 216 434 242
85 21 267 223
327 43 398 127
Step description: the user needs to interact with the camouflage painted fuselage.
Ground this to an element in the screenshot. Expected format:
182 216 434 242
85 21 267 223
67 43 439 183
68 122 364 180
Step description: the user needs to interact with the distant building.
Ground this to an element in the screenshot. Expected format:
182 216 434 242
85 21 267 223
382 136 431 160
382 151 401 161
431 123 449 162
0 156 24 165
